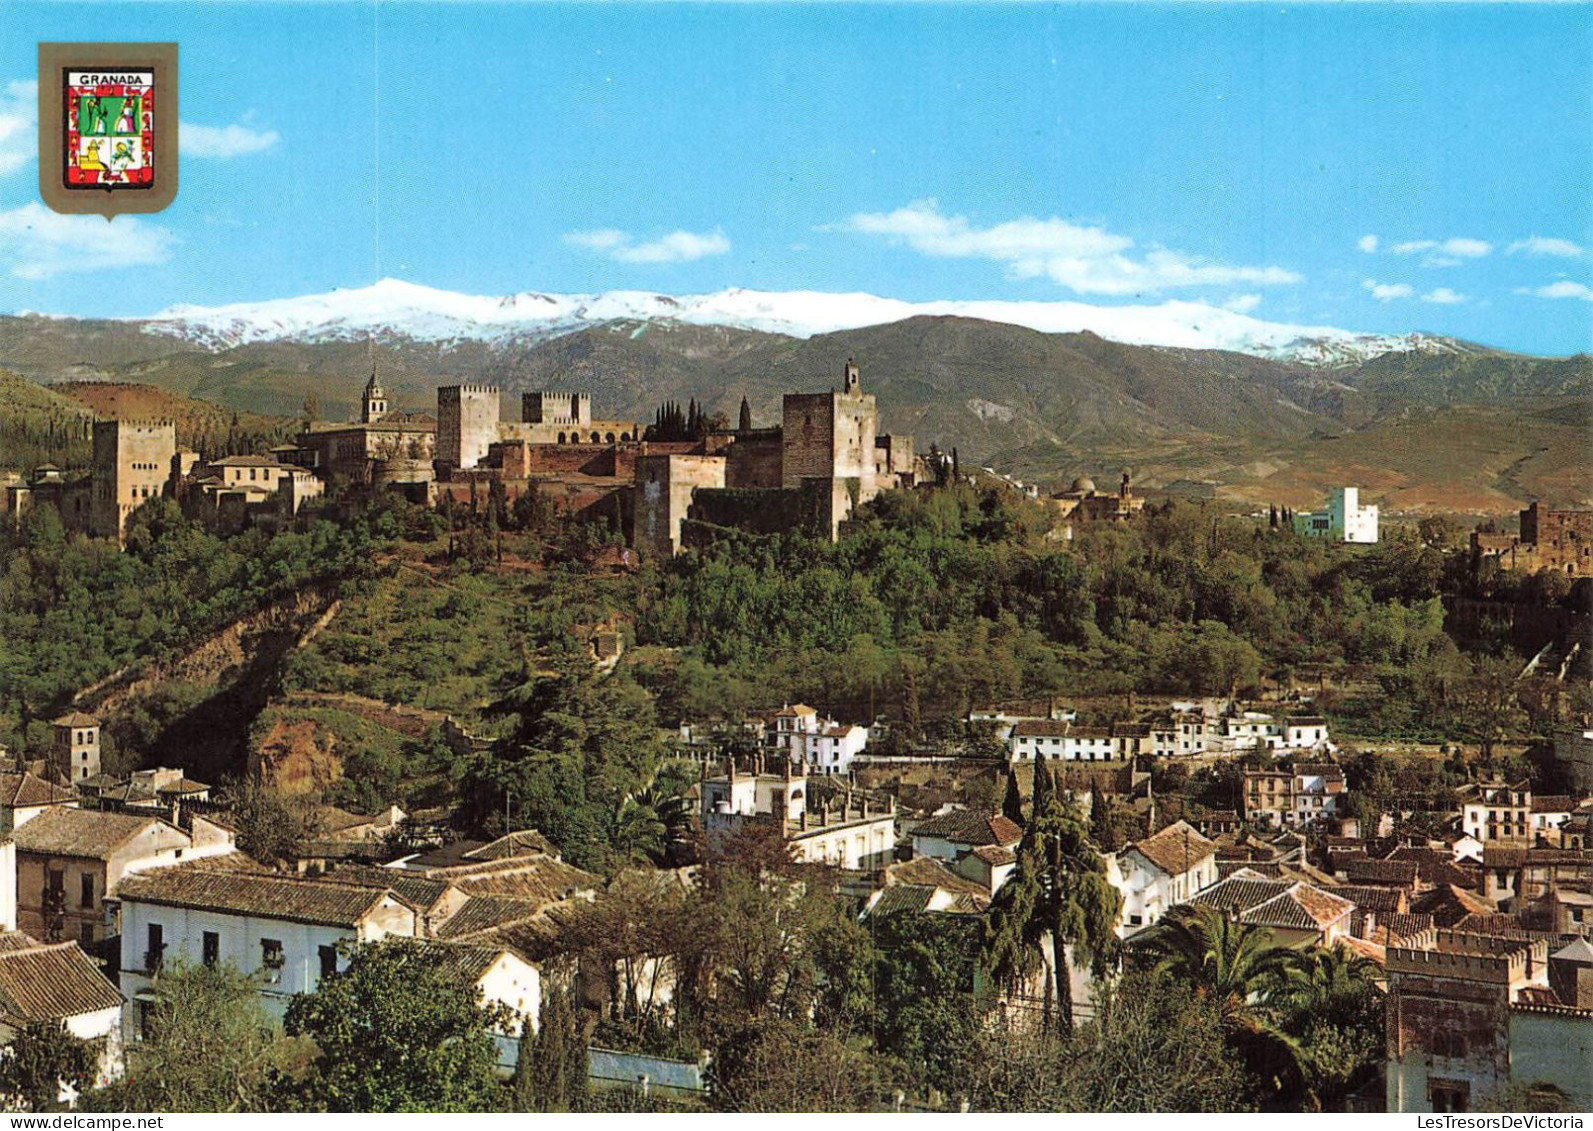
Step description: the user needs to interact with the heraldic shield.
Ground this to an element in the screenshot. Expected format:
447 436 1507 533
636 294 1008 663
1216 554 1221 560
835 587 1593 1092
39 42 178 218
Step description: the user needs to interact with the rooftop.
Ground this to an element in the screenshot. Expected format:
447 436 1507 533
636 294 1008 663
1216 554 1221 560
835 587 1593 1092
13 807 186 860
910 809 1023 848
116 866 410 928
1125 820 1216 877
0 941 123 1023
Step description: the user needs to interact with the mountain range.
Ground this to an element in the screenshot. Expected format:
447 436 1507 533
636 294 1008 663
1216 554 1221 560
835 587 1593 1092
1 280 1587 514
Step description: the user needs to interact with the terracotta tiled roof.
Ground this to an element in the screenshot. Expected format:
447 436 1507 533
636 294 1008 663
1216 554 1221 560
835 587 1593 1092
910 809 1023 848
1451 912 1531 938
0 941 122 1023
1345 858 1420 887
1191 870 1293 915
394 939 508 984
50 712 98 728
1339 935 1386 965
0 771 75 809
0 932 42 952
116 868 408 928
1238 884 1354 932
434 896 543 940
13 807 185 860
1125 820 1216 877
460 830 557 860
971 844 1016 866
1531 795 1575 814
866 885 985 918
885 857 992 900
1325 885 1406 914
1385 846 1483 889
1411 884 1496 928
1367 912 1435 945
1287 716 1328 727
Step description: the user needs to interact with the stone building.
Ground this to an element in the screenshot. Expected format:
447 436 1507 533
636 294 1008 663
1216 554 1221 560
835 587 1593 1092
50 711 100 786
1385 929 1593 1112
1050 472 1146 529
1472 502 1593 577
90 419 175 543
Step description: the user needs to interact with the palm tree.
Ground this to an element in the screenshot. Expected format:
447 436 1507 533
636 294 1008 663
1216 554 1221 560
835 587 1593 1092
1137 905 1299 1025
1136 905 1308 1101
1272 944 1381 1030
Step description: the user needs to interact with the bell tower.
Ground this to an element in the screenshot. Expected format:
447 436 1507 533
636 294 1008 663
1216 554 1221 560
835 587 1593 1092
843 358 861 395
362 369 389 424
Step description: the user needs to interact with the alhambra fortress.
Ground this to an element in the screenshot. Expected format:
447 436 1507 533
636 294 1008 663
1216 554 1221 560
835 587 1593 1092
4 361 924 555
5 359 1590 575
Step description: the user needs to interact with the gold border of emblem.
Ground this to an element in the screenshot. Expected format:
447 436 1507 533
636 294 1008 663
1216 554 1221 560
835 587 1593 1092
38 42 179 219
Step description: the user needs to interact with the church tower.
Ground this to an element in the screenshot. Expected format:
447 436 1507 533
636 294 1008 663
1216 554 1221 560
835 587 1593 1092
362 369 389 424
843 358 861 395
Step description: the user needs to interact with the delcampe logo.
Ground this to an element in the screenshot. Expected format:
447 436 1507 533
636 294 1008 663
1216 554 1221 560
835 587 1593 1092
38 42 178 218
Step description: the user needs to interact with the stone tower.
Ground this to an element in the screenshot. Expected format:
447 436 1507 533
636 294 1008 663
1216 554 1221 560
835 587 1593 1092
90 419 176 543
436 385 501 471
361 369 389 424
50 711 100 784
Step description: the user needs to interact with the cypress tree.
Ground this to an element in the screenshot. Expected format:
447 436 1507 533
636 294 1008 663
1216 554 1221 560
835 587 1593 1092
511 1018 536 1111
1002 765 1025 826
532 983 570 1111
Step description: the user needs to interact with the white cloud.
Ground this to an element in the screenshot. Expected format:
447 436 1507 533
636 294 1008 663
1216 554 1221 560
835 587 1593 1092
827 200 1301 297
564 228 627 252
1362 279 1414 302
1390 236 1493 265
0 202 175 279
1515 280 1593 302
0 80 38 177
1506 236 1583 259
564 226 730 264
1421 287 1466 305
180 121 280 158
1357 234 1379 253
1222 293 1262 313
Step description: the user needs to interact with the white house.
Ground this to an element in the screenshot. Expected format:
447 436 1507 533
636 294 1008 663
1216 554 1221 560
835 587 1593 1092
909 809 1023 896
771 704 869 774
1110 820 1218 936
1008 722 1118 763
1283 716 1332 750
1458 781 1532 843
700 760 896 870
1294 487 1379 544
112 865 423 1027
0 934 125 1095
407 941 543 1077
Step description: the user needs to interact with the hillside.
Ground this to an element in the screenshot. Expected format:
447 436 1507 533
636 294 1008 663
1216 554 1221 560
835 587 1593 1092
0 367 96 469
0 308 1587 512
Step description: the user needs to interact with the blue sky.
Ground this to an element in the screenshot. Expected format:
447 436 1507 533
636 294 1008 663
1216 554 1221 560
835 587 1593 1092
0 2 1588 355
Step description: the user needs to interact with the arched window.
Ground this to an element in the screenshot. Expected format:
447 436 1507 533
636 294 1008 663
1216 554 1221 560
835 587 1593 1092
591 431 600 443
558 432 566 444
605 432 615 444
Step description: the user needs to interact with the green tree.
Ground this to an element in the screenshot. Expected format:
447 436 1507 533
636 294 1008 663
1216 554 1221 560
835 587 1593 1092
984 755 1121 1035
0 1021 96 1111
871 911 990 1093
94 961 279 1113
282 940 512 1112
969 970 1253 1112
1134 905 1306 1099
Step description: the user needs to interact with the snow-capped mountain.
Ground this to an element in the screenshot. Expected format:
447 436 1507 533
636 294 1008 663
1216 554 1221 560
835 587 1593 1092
133 277 1467 366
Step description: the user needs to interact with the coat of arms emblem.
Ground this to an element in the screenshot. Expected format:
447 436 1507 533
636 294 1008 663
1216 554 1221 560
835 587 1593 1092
38 43 178 218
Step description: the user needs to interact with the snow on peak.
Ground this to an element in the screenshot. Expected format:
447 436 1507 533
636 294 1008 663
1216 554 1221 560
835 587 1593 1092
133 278 1454 365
